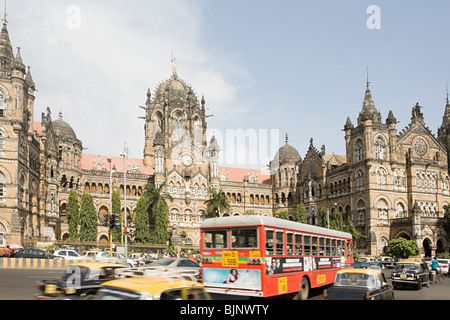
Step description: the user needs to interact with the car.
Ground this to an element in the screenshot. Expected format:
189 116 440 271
83 250 102 258
146 258 201 279
350 262 383 270
14 249 63 260
92 277 211 300
322 268 394 300
376 256 396 269
53 249 85 261
391 261 430 290
112 253 139 268
35 262 127 299
437 259 450 274
355 256 377 263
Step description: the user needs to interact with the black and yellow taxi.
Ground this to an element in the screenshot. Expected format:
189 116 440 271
92 277 211 300
323 268 394 300
36 262 126 299
391 260 430 290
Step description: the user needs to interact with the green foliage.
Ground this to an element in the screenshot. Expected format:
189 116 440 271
78 193 98 242
295 203 308 224
66 190 79 241
319 207 329 228
134 195 151 243
437 252 450 259
344 216 365 250
144 182 173 245
205 188 230 218
277 210 289 220
330 210 344 231
386 238 420 259
244 210 257 215
443 205 450 238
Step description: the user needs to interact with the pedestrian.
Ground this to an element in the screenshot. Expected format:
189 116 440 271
4 245 10 257
431 256 439 283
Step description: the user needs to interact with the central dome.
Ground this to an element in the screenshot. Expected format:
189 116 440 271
52 112 77 141
152 71 199 110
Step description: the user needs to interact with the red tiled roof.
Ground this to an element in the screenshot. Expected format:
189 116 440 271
219 166 271 184
81 154 154 175
34 122 42 135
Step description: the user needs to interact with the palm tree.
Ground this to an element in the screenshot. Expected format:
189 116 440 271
143 182 173 244
205 188 230 218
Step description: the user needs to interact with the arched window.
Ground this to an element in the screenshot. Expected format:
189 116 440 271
394 202 406 219
374 136 387 160
0 171 6 199
0 132 4 150
354 139 364 163
376 199 389 225
0 92 6 117
376 166 388 189
356 199 366 225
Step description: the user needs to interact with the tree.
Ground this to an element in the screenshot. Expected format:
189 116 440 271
143 182 173 245
66 189 79 241
386 238 420 259
277 210 289 220
205 188 230 218
78 193 98 242
319 207 329 228
344 216 365 254
330 210 344 231
244 210 257 215
295 203 308 224
134 195 151 243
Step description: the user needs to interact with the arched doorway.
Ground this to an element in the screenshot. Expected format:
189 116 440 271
423 238 432 257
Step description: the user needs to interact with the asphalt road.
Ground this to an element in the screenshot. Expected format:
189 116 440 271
0 268 449 300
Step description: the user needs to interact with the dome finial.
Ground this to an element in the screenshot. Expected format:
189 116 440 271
2 0 7 26
285 133 289 144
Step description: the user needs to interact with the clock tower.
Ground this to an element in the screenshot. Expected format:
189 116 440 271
141 59 212 243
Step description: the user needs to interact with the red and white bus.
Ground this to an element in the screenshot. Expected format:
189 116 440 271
200 215 353 299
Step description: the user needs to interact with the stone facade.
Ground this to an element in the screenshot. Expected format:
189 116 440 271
0 20 449 257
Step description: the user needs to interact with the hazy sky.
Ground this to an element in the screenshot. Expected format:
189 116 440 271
6 1 450 169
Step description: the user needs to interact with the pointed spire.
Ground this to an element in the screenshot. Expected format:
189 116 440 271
357 73 381 125
285 133 289 144
386 110 397 126
344 116 354 130
13 47 25 72
25 66 35 89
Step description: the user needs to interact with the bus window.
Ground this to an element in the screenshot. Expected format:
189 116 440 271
295 233 303 256
326 238 331 256
276 230 284 256
203 230 228 249
266 229 275 255
319 237 325 256
332 239 337 256
312 236 318 256
286 232 294 256
347 240 352 257
304 235 311 256
231 228 258 249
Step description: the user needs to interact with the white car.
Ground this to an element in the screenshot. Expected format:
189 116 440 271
53 249 85 260
437 259 450 274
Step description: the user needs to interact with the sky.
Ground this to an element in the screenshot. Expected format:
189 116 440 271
5 0 450 170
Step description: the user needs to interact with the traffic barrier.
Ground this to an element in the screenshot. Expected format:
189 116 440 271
0 258 95 269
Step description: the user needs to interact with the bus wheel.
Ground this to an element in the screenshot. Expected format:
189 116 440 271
294 277 309 300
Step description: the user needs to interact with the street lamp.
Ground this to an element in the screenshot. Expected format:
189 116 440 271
107 157 115 257
120 144 128 266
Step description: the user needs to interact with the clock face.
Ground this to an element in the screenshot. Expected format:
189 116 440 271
181 154 193 166
414 138 427 156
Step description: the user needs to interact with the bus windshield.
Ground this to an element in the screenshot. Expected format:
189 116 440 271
203 230 228 249
231 228 258 249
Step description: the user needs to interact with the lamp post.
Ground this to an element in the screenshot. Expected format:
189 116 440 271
120 144 128 265
107 158 116 257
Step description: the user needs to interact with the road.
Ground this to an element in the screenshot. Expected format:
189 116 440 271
0 268 449 300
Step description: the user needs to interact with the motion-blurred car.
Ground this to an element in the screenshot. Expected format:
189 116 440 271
14 249 63 260
53 249 85 261
323 268 394 300
391 261 430 290
36 262 126 299
147 258 201 280
92 277 211 300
